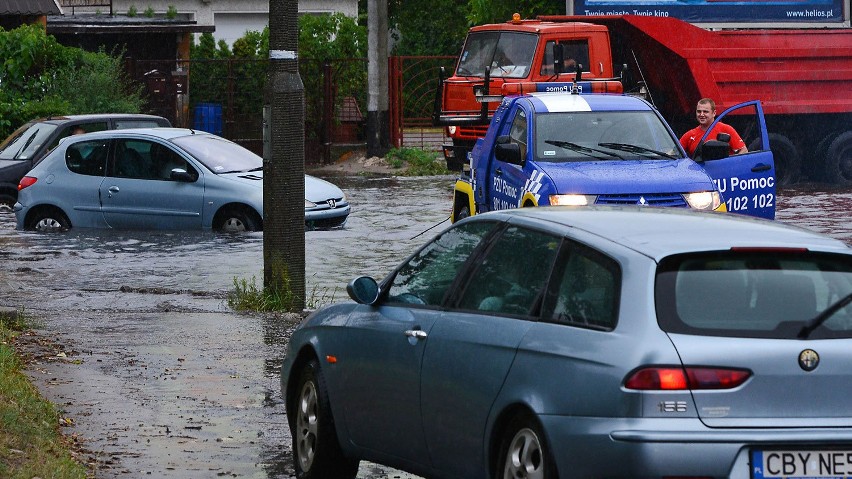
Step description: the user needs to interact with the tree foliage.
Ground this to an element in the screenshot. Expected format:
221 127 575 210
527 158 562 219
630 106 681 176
0 24 147 140
189 14 367 141
389 0 469 56
466 0 566 24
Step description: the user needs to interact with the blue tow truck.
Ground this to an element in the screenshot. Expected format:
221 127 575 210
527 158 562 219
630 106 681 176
450 85 777 222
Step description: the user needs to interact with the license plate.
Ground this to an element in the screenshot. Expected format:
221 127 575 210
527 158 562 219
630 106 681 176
752 449 852 478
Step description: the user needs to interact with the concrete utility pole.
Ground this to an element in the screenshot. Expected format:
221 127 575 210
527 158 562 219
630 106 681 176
265 0 306 311
366 0 389 157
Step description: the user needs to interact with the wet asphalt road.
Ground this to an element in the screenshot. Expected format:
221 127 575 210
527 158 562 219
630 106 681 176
0 174 850 478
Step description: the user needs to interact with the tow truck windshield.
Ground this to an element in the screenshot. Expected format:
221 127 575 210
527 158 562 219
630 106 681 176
535 111 680 162
456 31 538 79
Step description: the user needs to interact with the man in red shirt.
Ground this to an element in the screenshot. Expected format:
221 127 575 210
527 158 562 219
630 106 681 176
680 98 748 157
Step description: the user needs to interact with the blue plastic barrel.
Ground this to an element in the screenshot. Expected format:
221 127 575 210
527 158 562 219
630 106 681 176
193 103 223 135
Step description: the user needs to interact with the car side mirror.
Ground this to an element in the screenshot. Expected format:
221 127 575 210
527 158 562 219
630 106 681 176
495 142 523 166
695 139 730 162
716 132 731 143
170 168 194 182
347 276 379 305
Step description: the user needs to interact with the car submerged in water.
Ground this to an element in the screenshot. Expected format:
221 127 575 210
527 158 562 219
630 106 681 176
281 206 852 479
0 113 172 208
14 128 350 232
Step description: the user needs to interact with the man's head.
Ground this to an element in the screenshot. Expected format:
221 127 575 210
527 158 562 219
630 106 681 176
695 98 716 129
72 127 86 135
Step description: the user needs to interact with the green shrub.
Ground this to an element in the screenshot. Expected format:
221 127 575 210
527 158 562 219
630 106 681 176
0 25 148 140
386 147 449 176
127 5 137 17
166 5 178 19
144 6 155 17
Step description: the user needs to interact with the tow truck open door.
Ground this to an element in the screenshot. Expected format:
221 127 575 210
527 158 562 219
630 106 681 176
696 100 776 220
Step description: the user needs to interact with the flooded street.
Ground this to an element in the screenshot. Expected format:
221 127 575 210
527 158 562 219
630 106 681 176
0 174 850 478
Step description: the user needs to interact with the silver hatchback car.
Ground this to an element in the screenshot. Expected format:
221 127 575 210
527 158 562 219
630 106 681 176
281 207 852 479
14 128 350 232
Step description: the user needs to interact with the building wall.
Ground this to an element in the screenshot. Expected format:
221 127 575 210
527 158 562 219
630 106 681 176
110 0 357 45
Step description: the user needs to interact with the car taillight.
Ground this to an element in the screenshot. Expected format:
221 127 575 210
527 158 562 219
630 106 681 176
625 367 751 390
18 176 37 191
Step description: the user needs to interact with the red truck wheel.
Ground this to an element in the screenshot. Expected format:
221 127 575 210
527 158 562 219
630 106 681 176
752 133 800 186
824 132 852 186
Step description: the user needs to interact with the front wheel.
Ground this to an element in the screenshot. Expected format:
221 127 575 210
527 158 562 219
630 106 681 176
496 412 556 479
291 359 359 479
26 208 71 232
214 206 260 232
455 205 470 222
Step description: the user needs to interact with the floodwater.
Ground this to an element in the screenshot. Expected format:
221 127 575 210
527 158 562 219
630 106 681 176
0 175 850 478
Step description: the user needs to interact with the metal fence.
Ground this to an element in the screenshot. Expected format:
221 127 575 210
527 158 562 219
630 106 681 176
128 55 457 164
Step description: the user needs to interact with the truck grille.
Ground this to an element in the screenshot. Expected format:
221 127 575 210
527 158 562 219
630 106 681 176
595 193 687 207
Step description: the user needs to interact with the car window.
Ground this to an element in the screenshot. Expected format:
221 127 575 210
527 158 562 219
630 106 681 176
149 141 197 181
541 242 621 330
457 31 537 79
456 226 561 316
508 109 528 159
0 122 58 160
66 140 109 177
114 119 167 129
386 221 498 307
48 122 109 152
656 251 852 339
111 139 159 180
535 111 680 162
171 135 261 174
540 40 590 75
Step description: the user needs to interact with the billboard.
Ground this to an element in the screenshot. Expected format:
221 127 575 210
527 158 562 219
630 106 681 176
569 0 846 24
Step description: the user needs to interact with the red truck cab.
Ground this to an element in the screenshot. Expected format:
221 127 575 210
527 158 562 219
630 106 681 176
436 15 618 169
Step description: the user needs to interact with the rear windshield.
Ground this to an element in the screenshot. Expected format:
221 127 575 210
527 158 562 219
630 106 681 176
656 251 852 339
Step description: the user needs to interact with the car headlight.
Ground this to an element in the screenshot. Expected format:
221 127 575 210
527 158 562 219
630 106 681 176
305 199 316 208
549 194 597 206
684 191 722 210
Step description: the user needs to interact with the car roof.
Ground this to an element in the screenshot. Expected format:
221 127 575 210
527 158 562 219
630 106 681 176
476 207 851 259
522 92 653 114
72 127 211 141
35 113 169 125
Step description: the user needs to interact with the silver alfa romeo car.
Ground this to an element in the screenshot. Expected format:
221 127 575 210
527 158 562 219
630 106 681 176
281 206 852 479
14 128 349 232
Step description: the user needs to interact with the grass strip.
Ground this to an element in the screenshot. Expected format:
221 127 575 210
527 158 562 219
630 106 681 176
0 309 86 479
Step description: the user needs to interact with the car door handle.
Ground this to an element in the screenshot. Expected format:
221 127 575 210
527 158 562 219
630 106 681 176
404 329 428 339
495 167 503 176
751 164 771 172
108 186 120 193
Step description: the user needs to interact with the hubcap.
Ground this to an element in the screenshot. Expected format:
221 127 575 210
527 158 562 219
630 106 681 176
222 217 247 232
35 218 64 232
503 427 544 479
295 381 319 471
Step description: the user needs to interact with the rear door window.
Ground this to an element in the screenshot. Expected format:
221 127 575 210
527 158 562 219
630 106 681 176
656 251 852 339
456 225 561 316
541 242 621 330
